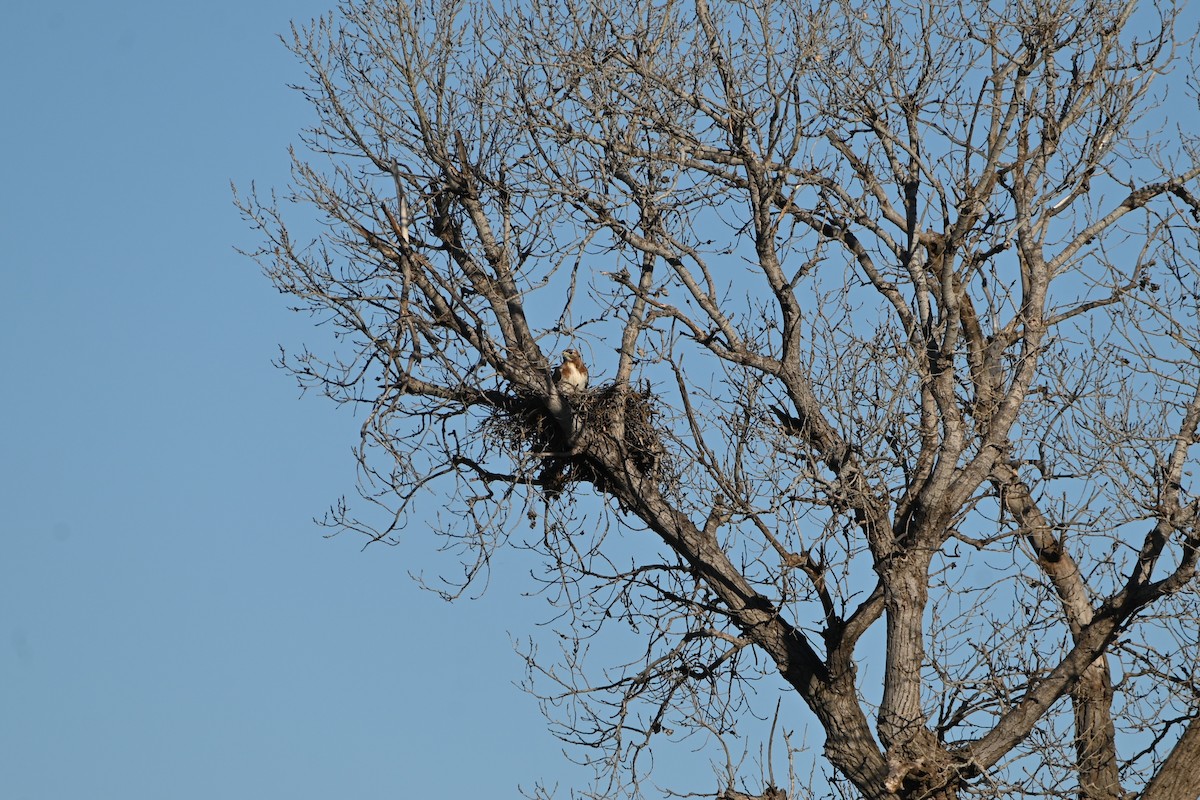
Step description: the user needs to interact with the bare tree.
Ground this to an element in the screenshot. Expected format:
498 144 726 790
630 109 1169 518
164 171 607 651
236 0 1200 797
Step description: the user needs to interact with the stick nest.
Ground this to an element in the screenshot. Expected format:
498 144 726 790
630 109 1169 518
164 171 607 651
488 382 676 498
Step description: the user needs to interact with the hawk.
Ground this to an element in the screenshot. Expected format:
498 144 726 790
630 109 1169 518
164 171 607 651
554 348 589 393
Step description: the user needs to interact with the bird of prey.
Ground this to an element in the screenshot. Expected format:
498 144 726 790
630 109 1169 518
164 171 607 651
554 348 589 393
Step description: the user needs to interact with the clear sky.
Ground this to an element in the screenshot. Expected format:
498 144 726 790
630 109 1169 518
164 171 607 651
1 2 567 797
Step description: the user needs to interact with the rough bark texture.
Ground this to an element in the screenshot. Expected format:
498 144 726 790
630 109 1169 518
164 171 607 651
1140 718 1200 800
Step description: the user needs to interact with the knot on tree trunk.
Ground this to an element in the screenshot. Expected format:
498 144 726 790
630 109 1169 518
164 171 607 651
883 746 962 800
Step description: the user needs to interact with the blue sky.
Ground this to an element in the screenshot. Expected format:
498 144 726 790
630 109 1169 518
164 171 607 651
1 2 565 797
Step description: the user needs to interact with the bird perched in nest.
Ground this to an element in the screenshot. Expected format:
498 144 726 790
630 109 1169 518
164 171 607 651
553 348 589 393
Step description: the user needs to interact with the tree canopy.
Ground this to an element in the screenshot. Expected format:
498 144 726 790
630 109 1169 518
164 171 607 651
237 0 1200 797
